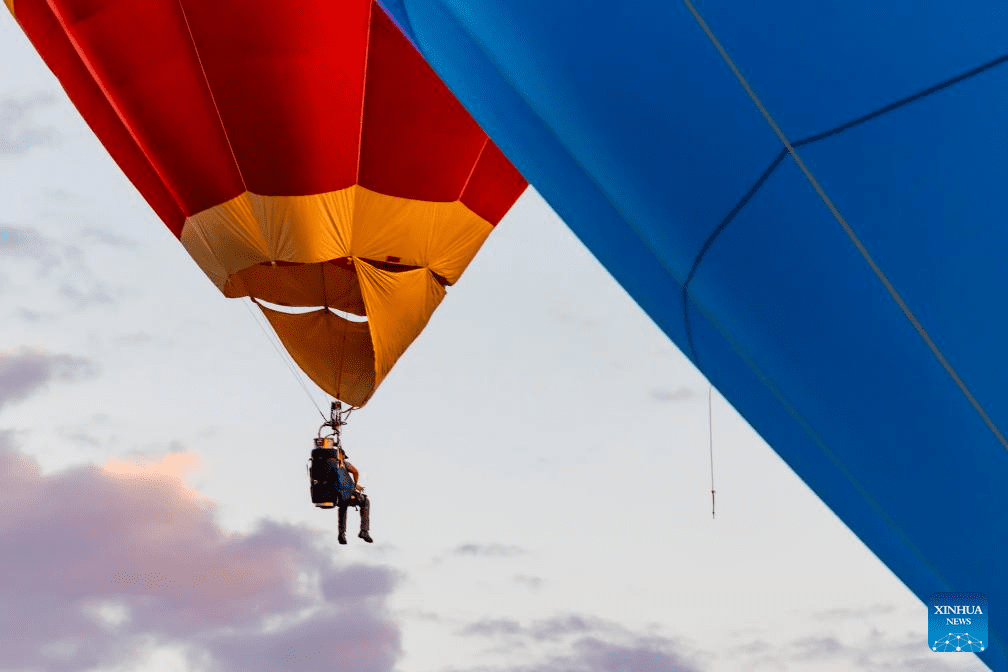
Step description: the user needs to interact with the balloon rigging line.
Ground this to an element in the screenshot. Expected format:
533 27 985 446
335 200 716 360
682 50 1008 365
708 384 716 519
683 0 1008 453
186 220 327 419
690 294 957 589
243 297 328 421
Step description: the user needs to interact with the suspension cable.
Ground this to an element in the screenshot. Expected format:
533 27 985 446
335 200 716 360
242 297 327 421
708 384 716 519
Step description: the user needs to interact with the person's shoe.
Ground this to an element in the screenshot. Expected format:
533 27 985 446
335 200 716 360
338 534 347 545
358 531 373 543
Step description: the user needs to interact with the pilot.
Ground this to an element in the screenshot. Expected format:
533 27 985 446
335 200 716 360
333 446 372 544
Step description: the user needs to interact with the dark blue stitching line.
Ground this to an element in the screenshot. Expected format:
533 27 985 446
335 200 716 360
682 50 1008 365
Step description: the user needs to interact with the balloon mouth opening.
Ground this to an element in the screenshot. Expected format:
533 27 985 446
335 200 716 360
254 298 369 323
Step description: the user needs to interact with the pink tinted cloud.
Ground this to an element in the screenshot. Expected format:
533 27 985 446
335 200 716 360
103 451 205 501
0 433 401 671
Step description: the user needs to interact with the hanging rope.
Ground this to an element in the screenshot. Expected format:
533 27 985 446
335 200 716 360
708 384 716 519
333 315 349 403
243 297 328 421
318 400 357 449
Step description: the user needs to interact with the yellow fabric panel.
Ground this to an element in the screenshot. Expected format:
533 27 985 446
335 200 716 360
181 190 355 289
181 187 490 402
225 260 366 314
257 304 377 407
181 194 274 287
252 190 354 263
355 260 446 387
351 187 492 284
424 202 494 285
181 186 492 292
3 0 14 18
347 186 432 267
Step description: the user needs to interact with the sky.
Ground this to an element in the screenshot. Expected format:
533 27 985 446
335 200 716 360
0 12 992 672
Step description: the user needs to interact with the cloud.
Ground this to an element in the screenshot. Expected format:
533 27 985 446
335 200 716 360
513 574 543 590
561 637 703 672
455 615 703 672
115 331 156 346
649 386 694 403
460 619 524 639
452 543 525 558
461 615 607 644
0 435 403 672
809 603 897 622
455 612 988 672
15 307 54 323
79 227 136 249
724 626 991 672
790 635 846 660
0 226 122 307
528 615 596 642
0 93 59 155
0 348 97 411
58 279 118 306
103 451 206 500
549 307 599 329
0 225 60 266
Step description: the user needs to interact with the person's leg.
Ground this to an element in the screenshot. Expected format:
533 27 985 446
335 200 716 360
337 505 348 544
357 494 372 543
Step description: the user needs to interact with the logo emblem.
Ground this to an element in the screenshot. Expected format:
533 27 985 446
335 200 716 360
930 593 987 653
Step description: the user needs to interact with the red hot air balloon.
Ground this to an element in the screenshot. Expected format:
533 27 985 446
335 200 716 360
6 0 527 406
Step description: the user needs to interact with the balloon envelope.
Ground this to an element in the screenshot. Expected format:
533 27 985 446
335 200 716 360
381 1 1007 668
8 0 526 406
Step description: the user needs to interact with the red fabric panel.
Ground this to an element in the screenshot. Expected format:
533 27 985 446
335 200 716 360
460 141 528 225
15 0 186 236
358 5 487 201
19 0 525 227
46 0 244 215
177 0 370 195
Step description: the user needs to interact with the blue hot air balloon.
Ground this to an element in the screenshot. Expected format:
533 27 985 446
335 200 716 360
380 2 1008 669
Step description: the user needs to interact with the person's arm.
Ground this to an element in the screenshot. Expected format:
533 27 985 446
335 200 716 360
345 461 364 491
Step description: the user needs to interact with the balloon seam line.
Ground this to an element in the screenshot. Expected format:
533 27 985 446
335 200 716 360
793 51 1008 148
683 0 1008 452
355 2 375 184
458 137 490 200
187 217 229 287
683 46 1008 361
684 51 1008 343
44 1 188 216
682 148 787 363
175 0 248 192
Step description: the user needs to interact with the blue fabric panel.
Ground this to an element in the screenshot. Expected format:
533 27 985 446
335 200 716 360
798 66 1008 428
379 1 1008 668
697 3 1008 140
692 155 1006 595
